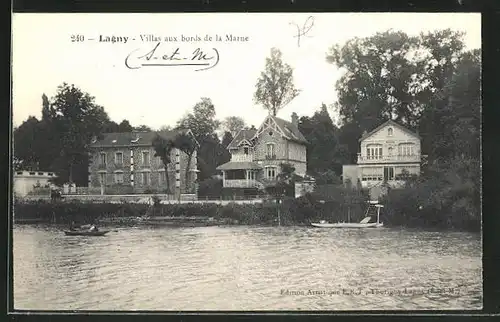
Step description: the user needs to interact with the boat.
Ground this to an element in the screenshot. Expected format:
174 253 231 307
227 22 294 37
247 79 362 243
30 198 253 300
311 201 384 228
64 230 110 236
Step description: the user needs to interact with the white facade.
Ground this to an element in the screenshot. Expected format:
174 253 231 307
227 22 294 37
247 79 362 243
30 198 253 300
14 170 56 196
343 120 421 189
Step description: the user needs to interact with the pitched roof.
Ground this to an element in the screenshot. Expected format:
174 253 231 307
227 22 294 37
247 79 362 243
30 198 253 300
253 115 308 144
359 119 420 142
90 129 197 148
216 161 263 170
227 129 257 149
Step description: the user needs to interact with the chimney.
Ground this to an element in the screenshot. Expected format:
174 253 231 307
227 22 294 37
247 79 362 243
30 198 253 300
291 112 299 126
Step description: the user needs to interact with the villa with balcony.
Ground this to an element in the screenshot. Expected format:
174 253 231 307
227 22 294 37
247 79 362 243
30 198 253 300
342 120 422 192
216 113 308 196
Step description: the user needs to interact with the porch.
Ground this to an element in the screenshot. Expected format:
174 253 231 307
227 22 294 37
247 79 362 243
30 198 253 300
216 161 263 189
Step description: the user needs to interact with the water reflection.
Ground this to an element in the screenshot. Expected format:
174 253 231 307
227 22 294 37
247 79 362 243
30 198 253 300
13 225 482 311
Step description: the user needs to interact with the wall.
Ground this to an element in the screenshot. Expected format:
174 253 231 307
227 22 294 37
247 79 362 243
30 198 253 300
14 171 56 197
253 128 288 161
252 126 307 178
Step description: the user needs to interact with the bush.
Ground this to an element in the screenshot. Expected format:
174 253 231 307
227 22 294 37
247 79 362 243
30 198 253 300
381 157 480 231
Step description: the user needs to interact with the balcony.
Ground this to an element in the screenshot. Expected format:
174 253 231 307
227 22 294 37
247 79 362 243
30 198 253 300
357 154 421 164
223 179 262 188
265 154 277 160
97 163 107 170
231 154 254 162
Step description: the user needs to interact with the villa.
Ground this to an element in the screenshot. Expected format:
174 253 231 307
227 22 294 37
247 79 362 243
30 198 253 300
342 119 422 191
88 130 198 195
217 113 308 196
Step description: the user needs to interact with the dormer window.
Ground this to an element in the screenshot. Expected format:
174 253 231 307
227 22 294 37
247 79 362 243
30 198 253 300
244 147 249 155
388 127 393 136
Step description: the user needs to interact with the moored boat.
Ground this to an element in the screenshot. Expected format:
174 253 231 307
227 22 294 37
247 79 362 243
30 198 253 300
311 201 384 228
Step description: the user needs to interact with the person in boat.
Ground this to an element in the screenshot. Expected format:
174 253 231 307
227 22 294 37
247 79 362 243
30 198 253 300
89 225 99 232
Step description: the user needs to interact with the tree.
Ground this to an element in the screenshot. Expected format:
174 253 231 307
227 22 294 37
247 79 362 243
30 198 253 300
134 125 152 132
222 116 246 136
48 83 110 183
176 98 225 181
298 104 348 176
254 48 300 116
221 131 234 149
159 125 172 132
327 29 472 162
173 132 198 193
152 134 175 193
13 116 42 170
176 97 220 142
117 120 134 132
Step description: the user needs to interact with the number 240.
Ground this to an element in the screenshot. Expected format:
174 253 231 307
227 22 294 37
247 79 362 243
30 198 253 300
71 35 85 42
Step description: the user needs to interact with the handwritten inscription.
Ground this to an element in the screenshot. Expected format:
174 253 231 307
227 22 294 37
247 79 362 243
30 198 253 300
289 16 315 47
125 42 219 71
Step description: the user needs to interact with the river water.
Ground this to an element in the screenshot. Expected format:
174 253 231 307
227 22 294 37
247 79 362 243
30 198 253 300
13 225 482 311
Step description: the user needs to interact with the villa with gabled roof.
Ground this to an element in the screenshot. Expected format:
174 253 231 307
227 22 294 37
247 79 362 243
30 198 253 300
342 119 422 194
217 113 308 195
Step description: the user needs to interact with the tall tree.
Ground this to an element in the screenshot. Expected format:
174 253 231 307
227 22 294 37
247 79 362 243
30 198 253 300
176 97 220 142
327 29 471 161
254 48 300 116
222 116 246 136
298 104 347 175
221 131 234 149
13 116 42 170
48 83 110 183
176 98 225 181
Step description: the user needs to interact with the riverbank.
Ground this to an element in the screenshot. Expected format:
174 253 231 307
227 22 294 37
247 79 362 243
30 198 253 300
13 197 480 232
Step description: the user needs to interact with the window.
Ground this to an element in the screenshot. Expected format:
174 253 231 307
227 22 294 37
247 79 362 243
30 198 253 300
383 167 395 181
388 127 393 136
99 173 107 185
366 145 383 160
398 143 415 156
99 153 107 165
115 152 123 165
388 147 393 156
244 147 249 155
142 151 150 166
114 171 124 184
141 172 150 185
266 167 277 180
266 143 275 158
159 171 166 184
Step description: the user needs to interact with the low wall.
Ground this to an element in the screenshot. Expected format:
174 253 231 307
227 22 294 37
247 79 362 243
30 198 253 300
19 194 262 205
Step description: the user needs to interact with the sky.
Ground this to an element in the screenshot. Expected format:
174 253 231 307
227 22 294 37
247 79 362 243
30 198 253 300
12 13 481 130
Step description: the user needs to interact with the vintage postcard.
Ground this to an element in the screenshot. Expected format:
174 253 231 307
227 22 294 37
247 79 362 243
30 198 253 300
11 12 481 311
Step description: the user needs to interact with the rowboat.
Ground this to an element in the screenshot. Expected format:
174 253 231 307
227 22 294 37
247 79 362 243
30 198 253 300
311 201 384 229
64 230 110 236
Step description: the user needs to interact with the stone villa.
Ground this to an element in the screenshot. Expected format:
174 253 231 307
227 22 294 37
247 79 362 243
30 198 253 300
88 130 198 195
